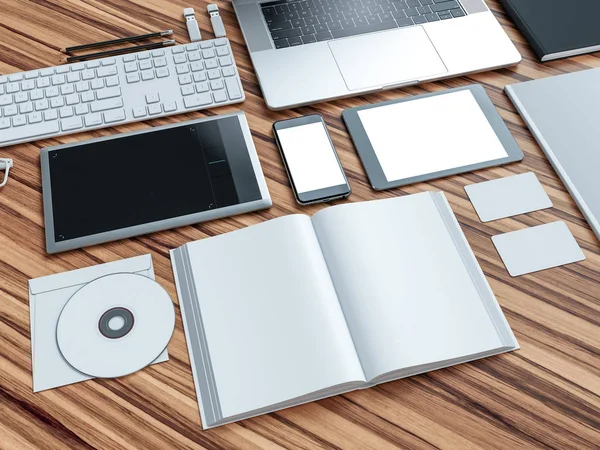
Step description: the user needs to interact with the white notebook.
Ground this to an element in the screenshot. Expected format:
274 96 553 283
171 192 518 429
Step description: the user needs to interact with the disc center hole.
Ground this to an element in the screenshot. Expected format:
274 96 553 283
108 315 126 331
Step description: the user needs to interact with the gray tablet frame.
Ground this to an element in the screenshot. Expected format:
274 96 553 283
41 111 272 254
342 85 524 191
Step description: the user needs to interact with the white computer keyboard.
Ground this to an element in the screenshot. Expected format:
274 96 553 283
0 38 244 147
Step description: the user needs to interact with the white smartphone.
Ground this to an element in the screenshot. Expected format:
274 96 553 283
273 114 351 205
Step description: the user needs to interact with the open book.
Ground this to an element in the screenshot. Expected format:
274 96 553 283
171 192 518 429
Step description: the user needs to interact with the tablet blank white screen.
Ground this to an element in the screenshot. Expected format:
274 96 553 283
357 90 508 182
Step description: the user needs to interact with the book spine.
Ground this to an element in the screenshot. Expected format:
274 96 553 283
501 0 546 61
430 193 519 349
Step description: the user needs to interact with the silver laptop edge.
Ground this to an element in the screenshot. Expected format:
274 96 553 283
234 0 521 109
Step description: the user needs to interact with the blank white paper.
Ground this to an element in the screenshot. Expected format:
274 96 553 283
357 90 509 182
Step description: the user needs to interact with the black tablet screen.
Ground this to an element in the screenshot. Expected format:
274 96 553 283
48 117 261 242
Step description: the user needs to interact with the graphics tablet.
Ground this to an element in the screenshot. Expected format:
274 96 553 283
41 112 271 253
342 85 523 191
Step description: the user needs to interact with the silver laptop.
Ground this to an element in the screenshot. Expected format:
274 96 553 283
233 0 521 110
505 68 600 243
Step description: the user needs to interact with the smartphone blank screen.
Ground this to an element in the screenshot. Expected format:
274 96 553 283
277 122 346 194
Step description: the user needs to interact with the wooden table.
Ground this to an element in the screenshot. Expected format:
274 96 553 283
1 1 599 448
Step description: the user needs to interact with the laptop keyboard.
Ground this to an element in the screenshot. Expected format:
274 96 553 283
261 0 466 48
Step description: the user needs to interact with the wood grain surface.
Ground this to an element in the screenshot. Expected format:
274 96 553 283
1 0 599 448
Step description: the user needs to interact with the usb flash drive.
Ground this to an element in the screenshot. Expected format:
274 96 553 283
207 4 226 38
183 8 202 42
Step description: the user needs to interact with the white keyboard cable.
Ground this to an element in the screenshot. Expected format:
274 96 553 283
0 158 13 188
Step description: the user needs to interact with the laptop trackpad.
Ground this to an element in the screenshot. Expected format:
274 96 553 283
329 27 447 91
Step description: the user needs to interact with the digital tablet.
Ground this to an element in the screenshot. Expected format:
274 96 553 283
342 85 524 191
41 112 271 254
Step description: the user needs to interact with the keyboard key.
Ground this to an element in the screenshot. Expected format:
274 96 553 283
200 41 213 49
124 62 138 73
61 116 83 131
61 84 75 95
37 77 50 88
204 59 218 70
176 64 190 75
451 8 465 17
413 15 427 23
76 81 90 92
65 94 80 105
210 79 224 90
67 72 80 83
190 61 203 72
0 120 59 144
208 69 221 80
289 36 303 46
196 82 209 93
127 73 141 83
44 110 58 121
183 93 212 109
137 53 151 60
216 47 230 57
59 107 73 118
396 17 414 26
163 101 177 112
213 90 227 103
156 68 170 78
172 46 185 54
425 13 439 21
28 89 42 101
84 113 103 127
186 43 200 51
86 61 101 69
90 98 124 113
141 70 155 81
106 76 119 87
12 116 27 127
154 57 167 67
148 104 162 115
35 99 49 110
0 76 8 84
225 78 242 100
0 118 10 129
81 91 95 102
8 74 23 82
301 35 317 44
19 102 33 114
132 106 147 118
151 49 165 57
81 70 95 80
102 58 116 66
0 95 12 107
51 75 65 85
103 109 126 123
123 55 136 62
91 79 104 90
50 97 64 108
265 13 288 23
28 112 43 124
75 104 89 115
21 80 36 90
174 54 187 64
181 85 195 96
139 60 152 71
188 51 202 62
40 68 54 77
202 49 216 59
15 92 28 103
146 93 160 104
430 0 459 12
4 105 17 116
179 74 192 85
222 67 236 77
96 87 121 100
315 31 333 41
193 71 207 82
97 66 118 77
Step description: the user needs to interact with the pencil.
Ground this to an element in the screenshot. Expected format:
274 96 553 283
61 40 176 63
61 30 173 54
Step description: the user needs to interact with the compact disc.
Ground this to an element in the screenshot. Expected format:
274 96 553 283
56 273 175 378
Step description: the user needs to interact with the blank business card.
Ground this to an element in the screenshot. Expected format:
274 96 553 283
465 172 552 222
492 222 585 277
